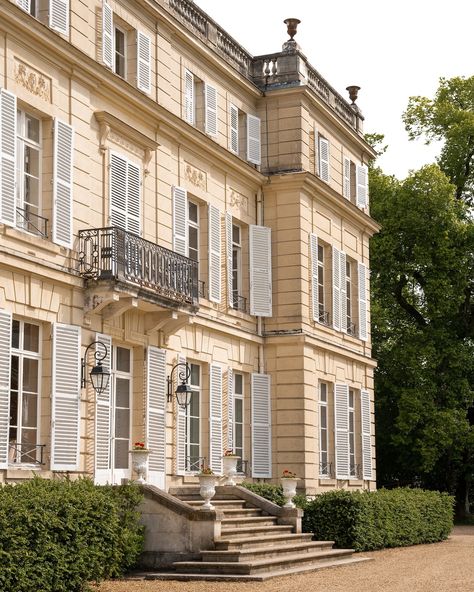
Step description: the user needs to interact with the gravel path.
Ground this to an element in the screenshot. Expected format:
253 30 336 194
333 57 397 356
98 526 474 592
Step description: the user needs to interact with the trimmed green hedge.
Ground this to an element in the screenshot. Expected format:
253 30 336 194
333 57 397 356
0 478 144 592
303 488 454 551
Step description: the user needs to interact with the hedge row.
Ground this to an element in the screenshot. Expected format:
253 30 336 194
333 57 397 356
0 478 144 592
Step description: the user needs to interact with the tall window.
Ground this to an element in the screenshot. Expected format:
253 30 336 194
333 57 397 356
319 383 330 477
232 224 242 308
16 110 41 234
317 244 327 323
186 363 200 472
349 389 356 477
114 26 127 78
346 260 353 333
113 347 131 471
233 373 244 467
188 201 199 263
9 320 40 464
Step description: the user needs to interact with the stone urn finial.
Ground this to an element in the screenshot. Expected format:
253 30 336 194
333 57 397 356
284 18 301 40
346 85 361 104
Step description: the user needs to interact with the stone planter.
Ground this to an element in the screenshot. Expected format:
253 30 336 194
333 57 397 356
198 474 218 509
222 455 239 486
281 477 298 508
130 449 150 484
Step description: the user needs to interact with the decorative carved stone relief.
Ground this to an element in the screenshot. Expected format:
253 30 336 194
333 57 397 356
185 162 207 190
229 189 249 212
14 60 51 102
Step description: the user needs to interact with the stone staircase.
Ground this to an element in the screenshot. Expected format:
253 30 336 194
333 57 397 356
140 486 369 581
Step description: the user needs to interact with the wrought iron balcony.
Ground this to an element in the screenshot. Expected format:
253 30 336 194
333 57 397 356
78 227 199 307
9 442 45 465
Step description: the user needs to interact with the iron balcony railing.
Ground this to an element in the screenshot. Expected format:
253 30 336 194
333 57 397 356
186 455 206 473
16 207 48 238
350 463 363 479
198 280 206 299
78 227 199 307
236 459 250 476
232 293 247 313
9 442 45 465
347 322 357 336
319 461 334 478
318 310 330 326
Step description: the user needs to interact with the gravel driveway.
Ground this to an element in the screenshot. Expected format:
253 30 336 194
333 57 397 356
98 526 474 592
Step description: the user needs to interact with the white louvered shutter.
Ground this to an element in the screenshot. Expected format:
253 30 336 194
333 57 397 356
172 186 187 256
147 347 167 488
334 383 349 479
176 354 186 475
319 137 330 182
51 323 81 471
340 251 347 334
137 31 151 94
0 89 17 227
250 225 272 317
110 153 127 230
227 367 234 450
126 161 141 235
208 204 221 303
102 1 113 69
94 333 112 484
49 0 69 35
313 127 318 175
53 119 74 248
205 84 218 137
310 233 319 322
209 364 223 473
226 212 233 307
358 262 368 341
361 389 373 480
16 0 31 12
332 246 341 330
251 373 271 478
184 69 194 125
343 157 351 199
247 114 261 165
356 164 368 208
0 310 12 469
230 104 239 154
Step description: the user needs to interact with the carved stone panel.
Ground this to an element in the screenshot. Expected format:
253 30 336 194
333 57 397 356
14 60 51 102
185 162 207 191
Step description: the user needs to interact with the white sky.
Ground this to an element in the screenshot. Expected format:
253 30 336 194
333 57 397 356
195 0 474 179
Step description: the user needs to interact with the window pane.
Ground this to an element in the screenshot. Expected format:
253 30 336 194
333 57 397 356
320 383 327 402
320 406 327 429
349 391 354 408
189 416 200 446
9 391 18 429
189 391 200 417
234 373 243 395
188 202 198 224
25 115 40 143
116 347 130 373
235 424 243 449
22 358 38 393
115 408 130 439
234 398 243 423
318 244 324 262
11 321 20 349
114 439 129 469
10 356 19 391
23 323 39 353
22 393 38 428
115 378 130 408
190 364 200 387
232 224 240 244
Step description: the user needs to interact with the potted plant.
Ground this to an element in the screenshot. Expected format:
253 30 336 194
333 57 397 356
222 449 240 486
197 466 218 509
129 441 150 484
280 469 298 508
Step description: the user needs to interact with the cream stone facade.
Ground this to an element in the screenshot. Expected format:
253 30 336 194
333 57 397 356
0 0 378 494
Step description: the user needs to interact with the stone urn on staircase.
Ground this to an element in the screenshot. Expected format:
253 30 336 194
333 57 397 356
222 450 240 486
130 442 150 484
281 469 298 508
198 468 218 509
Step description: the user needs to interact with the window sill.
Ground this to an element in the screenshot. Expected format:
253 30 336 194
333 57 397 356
2 225 66 255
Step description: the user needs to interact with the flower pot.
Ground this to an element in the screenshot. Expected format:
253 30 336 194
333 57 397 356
281 477 298 508
222 455 239 486
198 474 218 509
130 449 150 484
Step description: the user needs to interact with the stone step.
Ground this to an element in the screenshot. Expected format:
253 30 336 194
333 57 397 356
201 540 335 562
215 532 315 550
174 548 356 575
185 499 248 509
220 524 294 538
222 516 277 528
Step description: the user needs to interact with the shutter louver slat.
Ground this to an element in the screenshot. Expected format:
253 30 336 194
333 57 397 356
334 383 349 479
358 262 368 341
247 114 261 165
102 1 113 69
176 354 186 475
319 137 330 182
208 204 221 303
250 225 272 317
227 368 234 450
209 364 223 473
184 70 194 125
356 164 368 208
251 373 271 478
205 84 218 137
53 119 74 248
343 157 351 199
147 347 167 487
52 323 81 471
49 0 69 35
226 212 233 307
16 0 31 12
110 153 128 230
126 161 141 235
94 333 112 484
0 89 17 227
0 309 12 469
230 104 239 154
340 251 347 334
361 389 373 480
332 246 341 331
172 186 187 256
310 233 319 322
137 31 152 94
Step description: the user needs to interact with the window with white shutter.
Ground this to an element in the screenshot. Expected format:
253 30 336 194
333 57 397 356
319 136 330 182
227 367 234 450
137 31 151 94
229 104 239 154
175 354 187 475
102 1 113 69
53 119 74 248
361 389 373 480
343 157 351 199
16 0 32 14
310 233 319 322
334 383 349 479
0 89 17 227
358 262 368 341
49 0 69 35
208 204 221 303
247 114 261 165
340 251 347 334
251 373 271 478
209 364 223 473
250 225 272 317
51 323 81 471
0 309 12 469
94 333 112 484
184 69 195 125
332 246 341 331
205 84 218 137
226 212 233 307
172 186 187 256
356 164 368 208
147 347 167 488
109 152 141 235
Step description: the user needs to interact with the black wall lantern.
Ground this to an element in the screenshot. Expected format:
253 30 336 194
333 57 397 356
81 341 110 395
167 362 193 409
